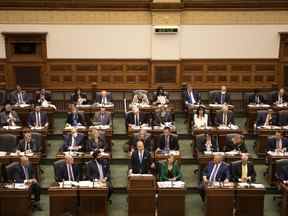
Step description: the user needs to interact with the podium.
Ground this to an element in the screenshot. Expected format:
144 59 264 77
205 185 234 216
128 174 156 216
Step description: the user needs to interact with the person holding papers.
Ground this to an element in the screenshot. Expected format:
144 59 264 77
224 134 247 153
184 84 201 105
85 128 109 152
197 134 219 153
129 140 154 174
61 128 85 152
159 154 182 181
14 156 42 211
66 104 86 126
152 86 169 105
156 127 179 152
132 91 149 106
272 88 288 105
10 85 29 105
152 106 173 127
126 106 146 127
214 105 235 127
199 154 230 201
248 89 265 104
231 153 256 183
0 103 20 127
95 90 112 104
92 107 111 126
267 131 288 152
17 128 39 153
58 154 80 181
27 105 48 128
214 85 230 104
256 109 278 127
86 150 112 200
193 106 209 128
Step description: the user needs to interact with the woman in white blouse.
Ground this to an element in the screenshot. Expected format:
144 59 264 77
194 107 209 128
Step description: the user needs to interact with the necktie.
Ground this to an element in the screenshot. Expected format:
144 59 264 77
96 161 104 179
256 96 259 104
278 139 283 149
190 92 195 104
38 112 41 127
223 113 227 126
221 94 224 104
241 164 248 179
139 151 143 163
135 114 139 126
209 164 219 182
25 141 30 151
18 93 24 104
100 113 104 123
68 165 74 181
23 166 29 180
165 136 170 151
71 136 75 147
73 114 77 125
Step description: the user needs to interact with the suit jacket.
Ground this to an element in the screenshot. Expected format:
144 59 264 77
62 133 85 152
214 111 235 126
0 111 20 126
129 133 153 152
92 111 111 126
95 93 112 104
159 161 182 181
18 138 39 152
184 90 201 104
10 90 29 104
66 112 86 126
267 137 288 152
278 166 288 181
224 141 247 153
152 111 173 126
58 163 80 181
27 111 48 127
197 138 219 153
248 94 265 104
14 163 35 183
84 136 109 152
214 92 230 104
35 92 51 104
86 159 111 181
272 92 288 104
126 112 146 126
278 111 288 126
203 161 230 182
231 161 256 182
158 134 179 151
129 150 152 174
256 112 278 127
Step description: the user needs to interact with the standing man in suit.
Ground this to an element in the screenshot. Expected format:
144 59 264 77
231 153 256 183
272 88 288 104
224 134 247 153
14 156 42 210
214 105 235 126
27 105 48 128
0 103 20 126
58 154 80 181
199 154 230 201
184 84 201 105
17 128 39 153
61 128 85 152
256 109 277 127
129 129 153 152
267 131 288 152
126 106 146 127
156 127 179 152
95 90 112 104
248 89 265 104
66 104 85 126
92 107 111 126
214 85 230 104
129 140 154 174
10 85 29 105
86 150 112 200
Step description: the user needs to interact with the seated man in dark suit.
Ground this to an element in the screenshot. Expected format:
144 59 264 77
10 85 29 105
156 127 179 152
27 105 48 128
197 134 219 153
231 153 256 183
17 128 39 153
278 165 288 184
126 106 146 127
0 103 20 127
58 154 80 181
199 154 230 201
129 140 154 174
256 109 278 127
71 88 88 105
129 129 153 152
248 89 265 104
214 105 235 127
213 85 230 104
184 84 201 105
224 134 247 153
35 88 52 105
66 104 86 126
267 131 288 152
272 88 288 104
85 128 109 152
61 128 85 152
14 156 42 210
95 90 112 104
86 150 112 200
92 107 111 126
152 106 173 126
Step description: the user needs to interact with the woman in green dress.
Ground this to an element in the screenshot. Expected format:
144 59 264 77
160 154 182 181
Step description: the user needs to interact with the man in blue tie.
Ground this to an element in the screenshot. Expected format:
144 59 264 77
58 154 80 181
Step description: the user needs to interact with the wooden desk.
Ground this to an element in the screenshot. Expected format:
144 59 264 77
0 186 32 216
205 185 234 216
56 152 111 163
235 186 265 216
267 154 288 185
128 127 177 137
280 183 288 216
246 104 270 132
157 186 185 216
154 152 181 161
48 184 108 216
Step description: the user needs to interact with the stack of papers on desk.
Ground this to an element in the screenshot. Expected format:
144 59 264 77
0 151 7 156
14 183 28 189
76 104 90 108
225 151 240 156
31 126 45 130
65 125 86 130
157 181 185 188
267 151 288 156
3 126 21 130
90 125 110 130
218 125 239 130
248 104 270 108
